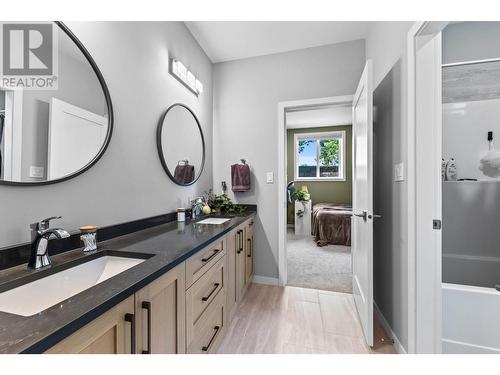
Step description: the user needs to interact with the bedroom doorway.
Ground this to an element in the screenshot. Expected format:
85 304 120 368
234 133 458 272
284 103 354 294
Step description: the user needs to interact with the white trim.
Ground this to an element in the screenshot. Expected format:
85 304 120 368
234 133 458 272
278 95 354 287
373 302 407 354
442 57 500 68
1 86 23 181
407 21 448 354
251 275 279 286
293 130 346 181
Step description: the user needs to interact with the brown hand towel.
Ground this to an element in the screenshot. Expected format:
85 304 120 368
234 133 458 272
174 164 194 184
231 164 251 192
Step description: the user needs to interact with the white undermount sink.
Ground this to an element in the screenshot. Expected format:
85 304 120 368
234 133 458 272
0 255 145 317
196 218 231 225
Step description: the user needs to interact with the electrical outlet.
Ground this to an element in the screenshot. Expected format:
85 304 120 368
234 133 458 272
29 166 44 178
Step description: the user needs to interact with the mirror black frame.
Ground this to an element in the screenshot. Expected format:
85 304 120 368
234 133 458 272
0 21 114 186
156 103 205 187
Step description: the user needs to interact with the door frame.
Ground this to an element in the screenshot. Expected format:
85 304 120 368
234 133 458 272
0 86 23 181
277 94 354 286
407 21 448 354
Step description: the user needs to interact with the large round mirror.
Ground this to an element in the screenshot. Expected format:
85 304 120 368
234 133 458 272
0 22 113 185
157 103 205 186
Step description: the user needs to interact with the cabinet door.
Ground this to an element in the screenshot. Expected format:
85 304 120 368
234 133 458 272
245 218 255 284
225 229 238 322
135 263 186 354
46 296 135 354
235 226 247 302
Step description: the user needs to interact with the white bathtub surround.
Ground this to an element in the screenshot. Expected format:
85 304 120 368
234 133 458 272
442 283 500 353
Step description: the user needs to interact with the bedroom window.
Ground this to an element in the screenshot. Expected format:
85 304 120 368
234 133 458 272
294 131 346 181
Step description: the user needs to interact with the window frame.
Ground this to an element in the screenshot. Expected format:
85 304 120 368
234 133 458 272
293 130 346 181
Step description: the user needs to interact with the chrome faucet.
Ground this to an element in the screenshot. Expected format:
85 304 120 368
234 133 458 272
191 197 204 220
28 216 70 269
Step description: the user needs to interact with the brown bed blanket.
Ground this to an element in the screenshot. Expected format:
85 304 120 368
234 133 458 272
312 203 352 246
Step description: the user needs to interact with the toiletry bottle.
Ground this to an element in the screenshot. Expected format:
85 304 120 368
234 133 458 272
446 158 458 181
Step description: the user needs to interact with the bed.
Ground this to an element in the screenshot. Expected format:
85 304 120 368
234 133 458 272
311 203 352 246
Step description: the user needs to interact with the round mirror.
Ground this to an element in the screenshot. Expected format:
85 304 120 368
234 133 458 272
0 22 113 185
157 103 205 186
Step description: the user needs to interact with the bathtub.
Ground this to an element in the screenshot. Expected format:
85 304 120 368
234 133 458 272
442 282 500 353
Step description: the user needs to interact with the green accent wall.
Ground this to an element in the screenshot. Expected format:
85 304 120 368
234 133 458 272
287 125 352 224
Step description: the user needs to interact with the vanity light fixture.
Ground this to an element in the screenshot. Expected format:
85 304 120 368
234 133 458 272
170 58 203 96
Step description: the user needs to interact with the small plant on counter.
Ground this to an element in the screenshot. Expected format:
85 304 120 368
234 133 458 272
203 190 247 215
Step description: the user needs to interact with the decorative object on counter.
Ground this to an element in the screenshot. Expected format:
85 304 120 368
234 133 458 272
231 159 251 192
203 190 247 215
480 131 500 177
221 180 227 194
445 158 458 181
80 226 97 252
177 208 186 222
202 205 211 215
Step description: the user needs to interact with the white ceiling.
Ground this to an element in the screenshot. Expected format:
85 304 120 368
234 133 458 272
185 21 372 63
286 105 352 129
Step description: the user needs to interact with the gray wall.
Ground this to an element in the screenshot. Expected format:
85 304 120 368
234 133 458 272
365 21 414 352
213 40 365 280
373 59 406 348
442 22 500 65
0 21 213 248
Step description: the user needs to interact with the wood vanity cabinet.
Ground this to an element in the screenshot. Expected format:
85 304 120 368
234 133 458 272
245 219 255 284
134 263 186 354
46 295 135 354
44 215 255 355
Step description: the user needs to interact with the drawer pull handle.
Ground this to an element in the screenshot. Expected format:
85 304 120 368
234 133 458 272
237 230 243 254
202 325 220 352
247 238 252 257
201 249 220 263
142 301 152 354
124 313 136 354
202 283 220 301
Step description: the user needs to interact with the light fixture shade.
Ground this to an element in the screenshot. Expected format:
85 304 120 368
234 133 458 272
195 79 203 93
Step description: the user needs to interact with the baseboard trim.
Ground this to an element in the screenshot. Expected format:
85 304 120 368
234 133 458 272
373 301 407 354
252 275 280 286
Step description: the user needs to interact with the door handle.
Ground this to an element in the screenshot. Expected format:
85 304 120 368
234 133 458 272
201 249 220 263
202 283 220 301
353 211 367 221
124 313 136 354
141 301 152 354
247 238 252 258
368 214 382 219
202 326 221 352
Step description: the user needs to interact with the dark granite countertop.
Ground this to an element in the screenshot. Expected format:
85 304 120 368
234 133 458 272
0 211 256 354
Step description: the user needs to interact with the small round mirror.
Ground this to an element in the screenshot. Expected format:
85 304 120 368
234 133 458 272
157 103 205 186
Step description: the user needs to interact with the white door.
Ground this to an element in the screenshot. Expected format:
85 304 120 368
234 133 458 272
48 98 107 180
351 60 374 347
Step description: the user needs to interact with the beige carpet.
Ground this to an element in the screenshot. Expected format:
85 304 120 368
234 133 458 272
287 229 352 293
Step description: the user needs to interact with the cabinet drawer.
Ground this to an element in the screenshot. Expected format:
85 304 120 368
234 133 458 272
186 256 225 326
187 290 225 354
186 239 225 287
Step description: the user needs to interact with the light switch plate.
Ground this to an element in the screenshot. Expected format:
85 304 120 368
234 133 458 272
29 166 44 178
266 172 274 184
394 163 404 182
